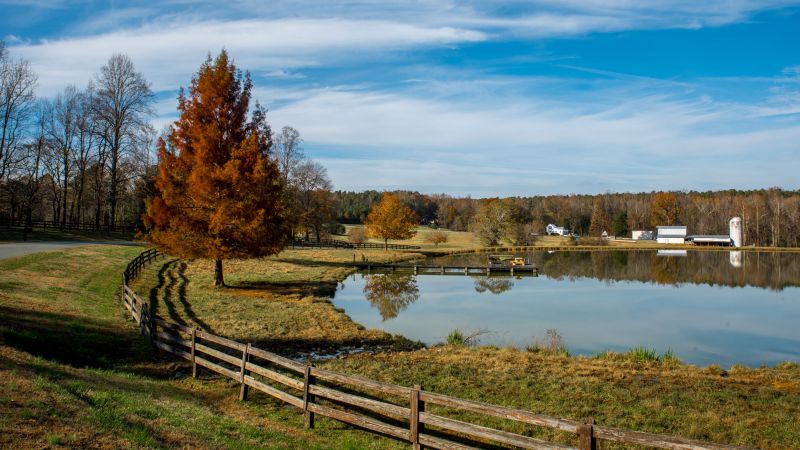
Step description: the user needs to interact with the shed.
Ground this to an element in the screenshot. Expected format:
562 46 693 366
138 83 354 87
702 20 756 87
656 226 687 244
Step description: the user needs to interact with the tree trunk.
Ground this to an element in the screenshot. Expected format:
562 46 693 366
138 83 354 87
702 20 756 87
214 258 225 287
384 238 388 250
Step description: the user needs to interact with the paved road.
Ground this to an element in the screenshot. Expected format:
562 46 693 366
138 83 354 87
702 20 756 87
0 241 139 260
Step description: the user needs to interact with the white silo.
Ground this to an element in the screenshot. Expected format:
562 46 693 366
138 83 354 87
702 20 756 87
729 217 742 247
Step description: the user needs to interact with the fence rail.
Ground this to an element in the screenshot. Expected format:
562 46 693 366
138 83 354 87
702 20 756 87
291 238 421 250
121 249 755 450
1 218 135 232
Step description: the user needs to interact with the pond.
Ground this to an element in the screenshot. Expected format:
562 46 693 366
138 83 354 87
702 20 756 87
331 250 800 367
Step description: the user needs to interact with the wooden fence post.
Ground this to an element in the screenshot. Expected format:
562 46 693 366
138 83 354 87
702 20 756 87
239 344 251 401
303 365 315 429
410 384 424 450
191 328 199 378
578 419 596 450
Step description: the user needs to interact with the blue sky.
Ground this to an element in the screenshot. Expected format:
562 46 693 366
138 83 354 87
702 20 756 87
3 0 799 196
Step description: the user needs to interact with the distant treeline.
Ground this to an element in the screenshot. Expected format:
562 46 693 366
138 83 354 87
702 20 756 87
333 188 800 247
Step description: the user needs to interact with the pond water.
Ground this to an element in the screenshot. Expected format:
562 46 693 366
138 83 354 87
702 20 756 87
331 250 800 367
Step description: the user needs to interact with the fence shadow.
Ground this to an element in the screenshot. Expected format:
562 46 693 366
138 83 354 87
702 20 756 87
0 305 150 368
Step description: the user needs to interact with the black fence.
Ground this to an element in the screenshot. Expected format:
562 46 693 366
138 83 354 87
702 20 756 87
291 239 420 250
0 218 136 232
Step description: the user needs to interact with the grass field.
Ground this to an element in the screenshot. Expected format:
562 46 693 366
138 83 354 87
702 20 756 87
0 246 407 449
3 244 799 449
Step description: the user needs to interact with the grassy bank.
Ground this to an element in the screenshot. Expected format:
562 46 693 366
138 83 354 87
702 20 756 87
0 246 405 449
135 247 800 449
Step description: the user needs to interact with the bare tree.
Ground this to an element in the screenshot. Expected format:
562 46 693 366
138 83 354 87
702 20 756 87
46 86 79 227
292 159 334 240
72 87 97 223
0 43 38 183
274 126 304 186
16 100 48 238
92 53 153 228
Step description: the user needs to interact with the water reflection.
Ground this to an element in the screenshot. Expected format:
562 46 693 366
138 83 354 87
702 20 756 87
473 277 515 294
333 250 800 366
363 274 420 321
433 250 800 291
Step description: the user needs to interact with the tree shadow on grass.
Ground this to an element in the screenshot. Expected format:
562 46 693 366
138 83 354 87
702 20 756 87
239 334 423 358
0 305 151 369
226 279 339 298
148 259 214 334
272 257 357 268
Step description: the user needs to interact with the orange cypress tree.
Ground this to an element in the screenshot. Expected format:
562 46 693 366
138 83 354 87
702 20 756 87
364 193 418 249
143 51 285 286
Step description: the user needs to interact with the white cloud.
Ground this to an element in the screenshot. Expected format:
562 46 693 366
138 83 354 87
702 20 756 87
8 18 485 96
268 83 800 194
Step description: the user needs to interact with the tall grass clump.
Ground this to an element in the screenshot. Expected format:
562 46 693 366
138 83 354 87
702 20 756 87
525 329 569 356
446 329 487 346
447 329 466 346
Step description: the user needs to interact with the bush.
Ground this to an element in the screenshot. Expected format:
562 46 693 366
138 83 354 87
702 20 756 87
349 227 367 244
424 230 449 246
327 223 346 235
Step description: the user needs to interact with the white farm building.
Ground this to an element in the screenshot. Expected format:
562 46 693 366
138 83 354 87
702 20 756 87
656 226 687 244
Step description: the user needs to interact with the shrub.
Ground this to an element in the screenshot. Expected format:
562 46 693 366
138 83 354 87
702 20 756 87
349 227 367 244
424 230 449 246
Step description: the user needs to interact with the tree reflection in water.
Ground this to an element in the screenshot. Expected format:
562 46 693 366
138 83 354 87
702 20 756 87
473 277 514 294
363 274 420 321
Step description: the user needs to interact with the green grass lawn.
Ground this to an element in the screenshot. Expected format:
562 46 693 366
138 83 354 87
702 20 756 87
0 245 407 449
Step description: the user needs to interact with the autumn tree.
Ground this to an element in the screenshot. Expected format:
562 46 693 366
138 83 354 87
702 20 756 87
365 192 418 249
143 51 285 287
472 199 517 245
589 195 611 236
651 191 681 226
424 230 448 246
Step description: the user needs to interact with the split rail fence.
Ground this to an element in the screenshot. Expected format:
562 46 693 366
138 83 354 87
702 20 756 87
122 249 754 450
1 218 135 232
291 238 421 250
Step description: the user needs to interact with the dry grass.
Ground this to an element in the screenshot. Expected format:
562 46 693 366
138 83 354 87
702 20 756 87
0 245 411 449
133 248 424 353
343 225 482 251
4 244 798 449
132 246 800 448
324 346 800 449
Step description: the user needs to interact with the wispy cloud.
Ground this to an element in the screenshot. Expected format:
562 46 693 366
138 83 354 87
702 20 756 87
9 18 485 95
269 79 800 194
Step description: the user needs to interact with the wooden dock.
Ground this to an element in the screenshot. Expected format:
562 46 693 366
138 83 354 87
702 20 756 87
353 263 538 276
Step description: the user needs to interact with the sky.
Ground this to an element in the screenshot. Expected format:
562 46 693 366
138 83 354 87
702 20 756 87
2 0 799 197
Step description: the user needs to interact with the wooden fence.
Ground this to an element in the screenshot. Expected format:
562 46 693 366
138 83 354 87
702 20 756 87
121 249 754 450
291 238 421 250
1 218 135 232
